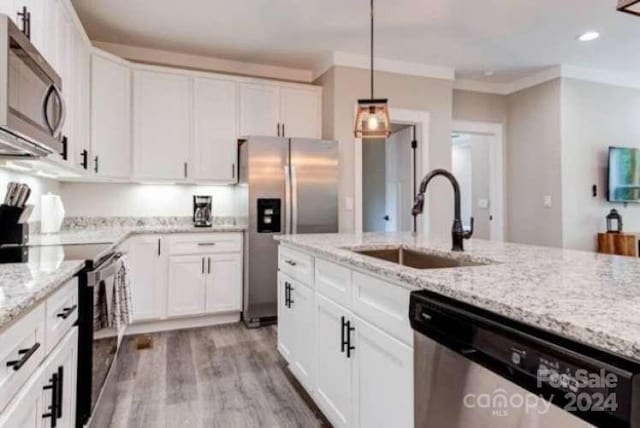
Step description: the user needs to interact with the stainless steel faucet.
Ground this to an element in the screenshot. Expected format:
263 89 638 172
412 168 474 251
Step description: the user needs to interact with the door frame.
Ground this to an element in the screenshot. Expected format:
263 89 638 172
451 120 505 241
355 108 431 235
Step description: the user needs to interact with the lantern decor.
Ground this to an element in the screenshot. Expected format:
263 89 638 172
606 209 623 233
353 0 391 139
618 0 640 16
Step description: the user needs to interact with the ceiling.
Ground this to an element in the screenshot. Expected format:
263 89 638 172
71 0 640 83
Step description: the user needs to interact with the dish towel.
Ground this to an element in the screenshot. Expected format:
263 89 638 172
112 255 133 333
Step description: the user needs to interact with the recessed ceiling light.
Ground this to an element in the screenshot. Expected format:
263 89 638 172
483 71 494 77
578 31 600 42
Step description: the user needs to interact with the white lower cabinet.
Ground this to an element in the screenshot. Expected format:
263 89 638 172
278 250 414 428
0 328 77 428
314 294 353 428
277 273 294 363
127 236 167 322
167 255 207 317
205 253 242 313
352 316 413 428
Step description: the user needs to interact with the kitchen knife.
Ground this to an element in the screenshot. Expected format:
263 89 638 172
6 183 19 206
16 185 31 207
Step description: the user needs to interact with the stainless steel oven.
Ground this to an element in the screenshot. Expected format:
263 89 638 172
77 250 125 428
0 15 66 158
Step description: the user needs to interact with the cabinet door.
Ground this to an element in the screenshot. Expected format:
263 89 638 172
133 70 191 180
277 272 294 363
314 294 352 428
280 87 321 139
352 316 413 428
0 368 45 428
55 2 74 161
167 255 206 317
42 328 78 428
205 252 242 313
238 83 280 137
91 54 131 178
193 78 238 182
289 279 315 391
73 35 91 171
127 236 166 322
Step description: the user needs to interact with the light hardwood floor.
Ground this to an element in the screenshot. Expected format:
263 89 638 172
109 323 330 427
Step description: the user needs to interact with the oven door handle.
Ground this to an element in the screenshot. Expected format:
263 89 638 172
87 252 123 287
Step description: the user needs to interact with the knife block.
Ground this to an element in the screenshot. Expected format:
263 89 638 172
0 204 30 245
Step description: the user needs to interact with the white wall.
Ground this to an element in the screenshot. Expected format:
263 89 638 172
59 183 236 217
507 79 563 247
561 78 640 250
0 170 60 223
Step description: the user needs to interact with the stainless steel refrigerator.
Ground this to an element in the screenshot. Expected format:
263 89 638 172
238 137 339 327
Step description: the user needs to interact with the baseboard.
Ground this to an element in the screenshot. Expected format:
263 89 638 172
124 312 241 335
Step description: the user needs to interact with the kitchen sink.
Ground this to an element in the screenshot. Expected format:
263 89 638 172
350 247 487 269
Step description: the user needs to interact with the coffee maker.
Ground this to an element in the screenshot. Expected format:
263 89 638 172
193 195 212 227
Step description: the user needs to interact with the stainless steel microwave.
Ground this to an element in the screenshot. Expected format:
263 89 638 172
0 14 66 158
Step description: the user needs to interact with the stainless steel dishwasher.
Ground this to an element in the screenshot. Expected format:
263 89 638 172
409 289 640 428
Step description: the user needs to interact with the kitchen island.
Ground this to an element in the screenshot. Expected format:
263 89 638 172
274 231 640 428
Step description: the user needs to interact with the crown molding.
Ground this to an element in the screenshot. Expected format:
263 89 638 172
92 41 314 83
313 51 455 81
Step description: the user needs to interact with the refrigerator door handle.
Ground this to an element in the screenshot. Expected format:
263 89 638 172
284 165 292 234
291 165 298 234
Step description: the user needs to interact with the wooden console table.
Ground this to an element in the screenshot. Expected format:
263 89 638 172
597 232 639 257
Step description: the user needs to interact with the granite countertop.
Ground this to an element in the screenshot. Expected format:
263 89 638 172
0 260 85 331
28 216 247 247
275 232 640 361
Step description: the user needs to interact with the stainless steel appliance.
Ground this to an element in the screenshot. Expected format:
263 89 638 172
238 137 339 327
193 195 212 227
410 289 640 428
0 15 66 158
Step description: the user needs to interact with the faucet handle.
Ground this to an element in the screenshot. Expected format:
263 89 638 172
464 217 474 239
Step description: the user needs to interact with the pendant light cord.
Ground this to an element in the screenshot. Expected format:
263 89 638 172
370 0 374 99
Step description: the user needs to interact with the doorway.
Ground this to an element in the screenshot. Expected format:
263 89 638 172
362 124 416 233
451 121 505 241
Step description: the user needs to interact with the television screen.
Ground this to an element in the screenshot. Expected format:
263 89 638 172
608 146 640 202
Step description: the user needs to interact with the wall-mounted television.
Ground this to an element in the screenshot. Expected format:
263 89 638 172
608 146 640 203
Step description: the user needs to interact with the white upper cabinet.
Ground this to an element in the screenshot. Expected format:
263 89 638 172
91 52 132 179
238 82 280 138
73 35 91 171
192 77 238 182
133 69 191 180
280 86 321 139
238 82 321 139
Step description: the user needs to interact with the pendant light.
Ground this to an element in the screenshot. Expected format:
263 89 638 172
618 0 640 16
354 0 391 139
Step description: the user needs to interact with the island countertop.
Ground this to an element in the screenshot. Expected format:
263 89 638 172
275 232 640 361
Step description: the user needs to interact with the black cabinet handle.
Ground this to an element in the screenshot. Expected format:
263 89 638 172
284 282 289 308
42 371 59 427
56 304 77 320
282 123 285 137
56 366 64 419
207 257 211 274
288 284 294 306
157 238 161 256
202 257 205 274
6 342 40 371
340 316 347 353
17 6 31 39
277 123 280 137
81 149 88 170
346 321 355 358
94 156 99 173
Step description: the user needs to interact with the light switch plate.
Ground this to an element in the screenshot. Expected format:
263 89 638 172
477 198 489 209
345 196 354 211
543 195 552 208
